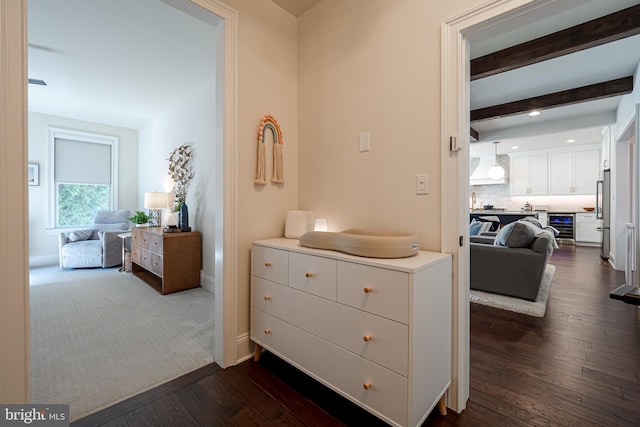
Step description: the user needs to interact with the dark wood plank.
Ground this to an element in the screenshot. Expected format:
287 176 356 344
71 363 221 427
217 362 307 427
471 4 640 80
123 405 163 427
471 76 633 122
150 393 200 426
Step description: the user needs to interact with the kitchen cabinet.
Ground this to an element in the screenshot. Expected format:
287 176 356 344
250 238 452 427
510 154 548 195
575 212 603 245
548 149 599 195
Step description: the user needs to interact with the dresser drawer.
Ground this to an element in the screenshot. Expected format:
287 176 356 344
252 246 288 284
252 308 408 426
289 252 337 300
338 262 409 324
138 248 152 270
147 233 163 254
131 245 142 264
253 277 408 375
131 228 144 248
149 253 163 276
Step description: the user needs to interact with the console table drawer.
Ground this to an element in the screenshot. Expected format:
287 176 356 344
338 262 409 324
253 277 408 375
289 252 337 300
252 308 408 426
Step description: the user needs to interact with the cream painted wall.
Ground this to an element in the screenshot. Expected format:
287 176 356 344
27 112 139 266
297 0 484 252
138 78 216 290
219 0 299 349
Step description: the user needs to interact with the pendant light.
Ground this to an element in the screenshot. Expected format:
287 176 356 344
488 141 505 180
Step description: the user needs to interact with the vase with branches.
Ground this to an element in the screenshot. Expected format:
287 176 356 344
168 144 194 231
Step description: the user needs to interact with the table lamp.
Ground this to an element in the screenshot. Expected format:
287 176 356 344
144 192 169 227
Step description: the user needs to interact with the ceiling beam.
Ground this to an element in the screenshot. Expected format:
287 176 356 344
471 76 633 122
470 127 479 142
471 4 640 81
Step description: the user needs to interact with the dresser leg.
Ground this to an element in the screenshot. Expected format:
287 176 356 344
437 395 447 416
254 343 263 362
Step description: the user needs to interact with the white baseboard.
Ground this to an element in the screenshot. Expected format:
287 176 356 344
236 332 253 364
201 271 215 293
29 255 59 267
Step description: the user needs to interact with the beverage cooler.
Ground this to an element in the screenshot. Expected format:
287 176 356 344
548 213 575 243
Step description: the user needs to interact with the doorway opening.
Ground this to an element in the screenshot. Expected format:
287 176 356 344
25 0 238 420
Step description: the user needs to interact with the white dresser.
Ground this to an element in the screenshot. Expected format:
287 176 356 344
250 238 452 427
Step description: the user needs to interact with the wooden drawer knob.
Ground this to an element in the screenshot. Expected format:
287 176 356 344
363 335 372 342
363 287 372 293
264 262 272 267
264 328 271 334
264 295 272 300
363 383 372 390
305 272 314 278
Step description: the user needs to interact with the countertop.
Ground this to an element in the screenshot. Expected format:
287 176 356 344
469 210 537 215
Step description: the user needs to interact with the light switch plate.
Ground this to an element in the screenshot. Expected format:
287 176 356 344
359 132 370 152
416 174 429 195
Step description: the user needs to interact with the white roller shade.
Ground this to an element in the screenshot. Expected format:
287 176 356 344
54 138 112 184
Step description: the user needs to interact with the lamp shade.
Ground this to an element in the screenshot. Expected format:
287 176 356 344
144 192 170 209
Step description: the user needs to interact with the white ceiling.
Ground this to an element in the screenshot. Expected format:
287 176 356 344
469 0 640 157
28 0 218 130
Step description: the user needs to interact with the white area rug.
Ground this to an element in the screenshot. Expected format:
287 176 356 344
470 264 556 317
29 266 214 422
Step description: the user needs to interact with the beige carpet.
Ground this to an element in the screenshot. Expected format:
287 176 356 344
29 265 215 422
470 264 556 317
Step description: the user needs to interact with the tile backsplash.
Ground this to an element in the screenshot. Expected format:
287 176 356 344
469 183 597 212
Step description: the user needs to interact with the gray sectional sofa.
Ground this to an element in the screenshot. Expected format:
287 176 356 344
470 220 555 301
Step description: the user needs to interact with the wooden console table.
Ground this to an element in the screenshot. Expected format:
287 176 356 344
131 227 202 294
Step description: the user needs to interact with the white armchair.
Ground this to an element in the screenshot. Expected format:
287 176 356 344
59 209 131 269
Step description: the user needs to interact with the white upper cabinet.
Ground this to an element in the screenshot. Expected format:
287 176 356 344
509 145 600 196
510 154 548 196
549 149 600 195
573 150 601 194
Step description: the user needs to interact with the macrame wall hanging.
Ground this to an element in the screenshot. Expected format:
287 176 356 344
255 114 284 185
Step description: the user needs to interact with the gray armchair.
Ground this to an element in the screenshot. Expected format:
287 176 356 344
59 209 131 269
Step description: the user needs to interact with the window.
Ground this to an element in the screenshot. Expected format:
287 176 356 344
48 128 118 229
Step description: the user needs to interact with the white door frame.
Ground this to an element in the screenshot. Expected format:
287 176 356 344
188 0 240 369
441 0 551 412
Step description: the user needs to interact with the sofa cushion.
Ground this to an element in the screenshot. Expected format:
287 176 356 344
495 221 536 248
68 229 93 242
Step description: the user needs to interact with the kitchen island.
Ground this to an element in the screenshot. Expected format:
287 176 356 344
469 211 538 227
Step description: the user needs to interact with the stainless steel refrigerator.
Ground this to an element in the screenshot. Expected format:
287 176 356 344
597 169 610 259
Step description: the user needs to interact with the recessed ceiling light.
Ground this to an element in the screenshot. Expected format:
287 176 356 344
528 111 541 117
512 146 519 150
566 139 575 143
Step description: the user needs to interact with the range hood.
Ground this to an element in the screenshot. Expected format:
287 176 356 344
470 155 508 185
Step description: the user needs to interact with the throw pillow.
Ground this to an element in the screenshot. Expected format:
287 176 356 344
494 221 536 248
68 229 93 242
470 219 492 236
469 220 484 236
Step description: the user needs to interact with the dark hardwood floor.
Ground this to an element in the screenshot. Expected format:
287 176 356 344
72 245 640 427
